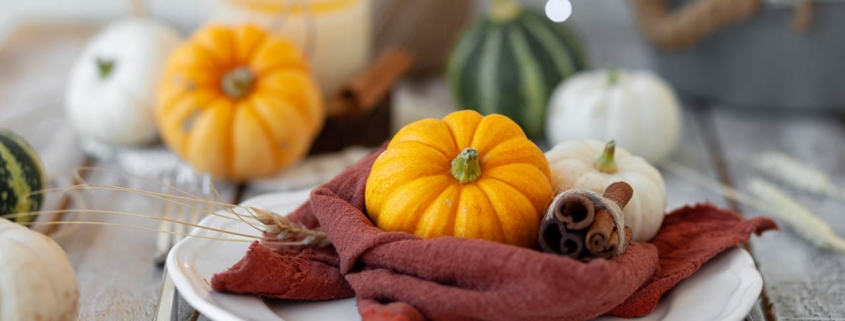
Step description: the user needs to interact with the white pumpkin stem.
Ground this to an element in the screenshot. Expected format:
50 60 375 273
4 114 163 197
594 140 618 174
451 147 482 184
96 58 116 79
490 0 522 22
608 69 620 86
221 67 255 99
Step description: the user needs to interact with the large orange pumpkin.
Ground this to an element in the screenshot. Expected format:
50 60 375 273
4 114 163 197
365 110 554 248
157 24 324 180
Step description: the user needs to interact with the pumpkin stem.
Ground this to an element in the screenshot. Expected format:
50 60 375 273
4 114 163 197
221 67 255 99
96 58 115 79
490 0 522 22
594 140 618 174
451 148 482 184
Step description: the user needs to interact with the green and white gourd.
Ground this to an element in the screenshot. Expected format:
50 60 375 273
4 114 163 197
0 130 46 225
447 0 587 139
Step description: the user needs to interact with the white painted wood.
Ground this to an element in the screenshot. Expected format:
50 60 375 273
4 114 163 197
0 24 241 320
0 24 92 233
53 157 237 320
710 107 845 320
660 106 731 210
240 146 372 201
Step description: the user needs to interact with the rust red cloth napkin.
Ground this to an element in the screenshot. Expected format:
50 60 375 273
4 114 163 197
212 147 777 321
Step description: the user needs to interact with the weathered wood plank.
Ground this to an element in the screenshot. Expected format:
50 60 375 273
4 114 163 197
0 23 239 320
0 23 95 231
661 104 730 210
239 146 372 201
54 156 239 320
653 103 768 321
709 106 845 320
695 105 777 321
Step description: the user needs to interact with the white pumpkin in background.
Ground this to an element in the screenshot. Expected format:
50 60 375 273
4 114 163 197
546 140 667 242
65 19 181 146
0 218 79 320
545 69 682 164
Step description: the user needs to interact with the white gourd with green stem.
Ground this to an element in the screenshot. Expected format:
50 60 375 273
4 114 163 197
65 19 182 146
545 140 668 242
546 69 682 163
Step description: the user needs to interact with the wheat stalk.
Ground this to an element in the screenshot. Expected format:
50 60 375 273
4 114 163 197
754 152 845 202
249 207 331 247
662 160 845 253
748 179 845 253
205 183 331 248
19 166 331 248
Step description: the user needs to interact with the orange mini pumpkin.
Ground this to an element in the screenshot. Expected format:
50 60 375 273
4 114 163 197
157 24 324 180
365 110 554 248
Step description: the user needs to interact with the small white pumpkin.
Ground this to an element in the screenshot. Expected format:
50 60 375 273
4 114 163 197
545 69 682 163
546 140 667 242
65 19 182 146
0 218 79 320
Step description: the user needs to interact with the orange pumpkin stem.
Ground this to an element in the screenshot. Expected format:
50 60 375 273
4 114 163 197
450 147 482 184
594 140 618 174
221 67 255 99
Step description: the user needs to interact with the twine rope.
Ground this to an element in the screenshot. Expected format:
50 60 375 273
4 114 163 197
632 0 764 51
634 0 822 51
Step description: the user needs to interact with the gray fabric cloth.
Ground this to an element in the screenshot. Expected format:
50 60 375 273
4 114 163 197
655 1 845 110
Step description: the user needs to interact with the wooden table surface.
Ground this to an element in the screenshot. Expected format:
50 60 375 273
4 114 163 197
2 24 844 321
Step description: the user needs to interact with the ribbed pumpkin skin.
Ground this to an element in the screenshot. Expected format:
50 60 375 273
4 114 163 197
0 130 45 224
157 24 324 181
447 8 587 139
365 110 554 248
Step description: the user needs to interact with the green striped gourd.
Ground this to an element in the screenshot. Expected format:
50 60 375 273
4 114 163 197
447 0 587 139
0 130 45 224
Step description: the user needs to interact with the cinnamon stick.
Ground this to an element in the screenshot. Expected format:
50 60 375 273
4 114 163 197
539 193 595 258
539 218 584 259
325 47 414 117
585 182 634 257
586 209 616 257
602 182 634 210
539 182 634 260
553 194 595 231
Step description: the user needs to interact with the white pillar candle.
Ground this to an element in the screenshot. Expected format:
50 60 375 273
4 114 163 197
212 0 372 97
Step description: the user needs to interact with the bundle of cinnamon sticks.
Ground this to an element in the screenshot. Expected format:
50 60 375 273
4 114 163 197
539 182 634 260
309 47 413 154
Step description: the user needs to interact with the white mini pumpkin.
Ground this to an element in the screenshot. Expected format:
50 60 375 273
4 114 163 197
545 69 682 163
0 218 79 320
546 140 667 242
65 19 182 146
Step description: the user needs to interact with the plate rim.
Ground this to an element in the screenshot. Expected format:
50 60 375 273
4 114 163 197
168 190 762 321
167 189 313 321
168 211 249 321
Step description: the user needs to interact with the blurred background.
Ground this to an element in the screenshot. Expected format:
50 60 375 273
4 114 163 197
0 0 650 68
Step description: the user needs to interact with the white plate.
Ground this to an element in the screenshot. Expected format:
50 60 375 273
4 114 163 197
168 190 763 321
